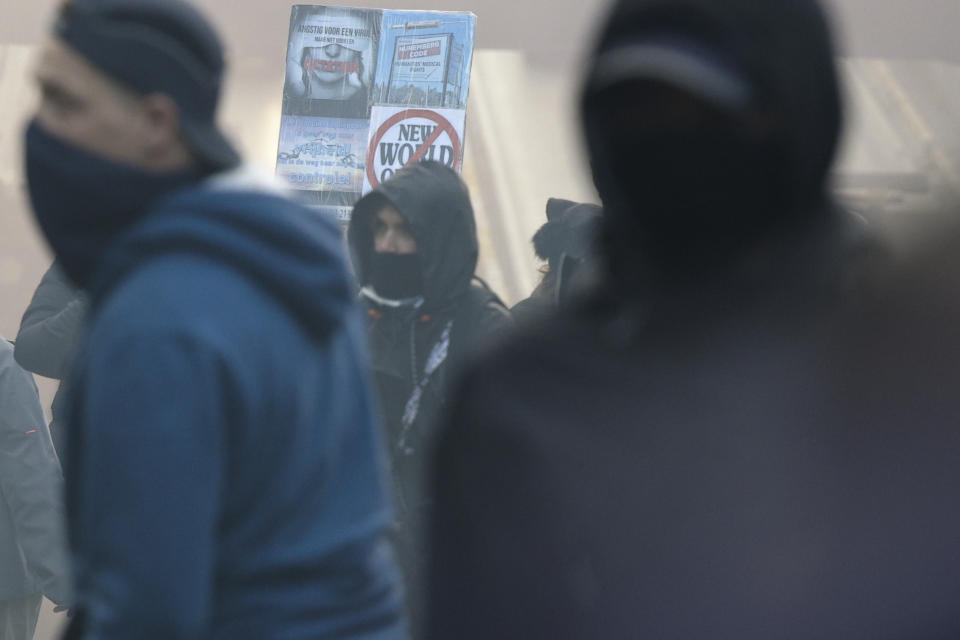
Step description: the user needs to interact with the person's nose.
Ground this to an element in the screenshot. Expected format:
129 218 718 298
376 230 401 253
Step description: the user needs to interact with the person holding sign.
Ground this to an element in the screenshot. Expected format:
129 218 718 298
347 160 512 635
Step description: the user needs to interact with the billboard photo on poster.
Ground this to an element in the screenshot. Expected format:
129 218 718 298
372 11 476 109
394 33 451 84
284 6 382 118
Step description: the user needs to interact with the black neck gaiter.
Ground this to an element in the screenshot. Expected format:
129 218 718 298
24 122 202 289
370 252 424 301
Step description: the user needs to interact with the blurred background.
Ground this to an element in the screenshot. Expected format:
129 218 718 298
3 1 960 636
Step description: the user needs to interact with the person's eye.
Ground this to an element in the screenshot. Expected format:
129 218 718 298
42 84 83 113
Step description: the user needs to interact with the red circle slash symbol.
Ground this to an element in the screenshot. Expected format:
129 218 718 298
366 109 462 188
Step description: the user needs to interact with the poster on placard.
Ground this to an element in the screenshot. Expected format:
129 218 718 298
276 115 368 194
372 11 475 109
363 106 466 193
278 6 476 222
283 6 382 119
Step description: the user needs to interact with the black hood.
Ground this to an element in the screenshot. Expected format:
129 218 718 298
582 0 843 277
348 161 478 311
534 198 603 265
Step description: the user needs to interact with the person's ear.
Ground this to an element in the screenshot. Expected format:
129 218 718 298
140 93 183 163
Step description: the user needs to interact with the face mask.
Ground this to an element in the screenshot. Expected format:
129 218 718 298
24 121 201 288
370 252 423 301
596 126 786 276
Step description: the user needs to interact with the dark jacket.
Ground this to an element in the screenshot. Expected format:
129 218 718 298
348 161 511 625
15 262 86 453
430 248 960 639
424 1 956 638
60 171 404 640
0 339 70 607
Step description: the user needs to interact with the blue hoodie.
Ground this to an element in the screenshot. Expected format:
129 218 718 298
60 170 405 640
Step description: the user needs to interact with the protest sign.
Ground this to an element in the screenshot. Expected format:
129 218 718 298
278 6 476 222
276 116 367 193
363 107 466 191
284 6 382 119
373 11 475 109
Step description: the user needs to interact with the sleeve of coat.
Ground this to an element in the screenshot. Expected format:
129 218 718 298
71 329 226 640
15 263 87 380
426 366 569 640
0 352 72 606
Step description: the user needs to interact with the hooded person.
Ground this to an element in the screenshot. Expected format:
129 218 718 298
421 0 951 638
511 198 602 324
24 1 404 638
347 159 512 633
0 338 71 640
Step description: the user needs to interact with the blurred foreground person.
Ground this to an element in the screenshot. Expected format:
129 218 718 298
15 262 86 456
511 198 602 324
424 0 960 638
0 339 71 640
25 1 404 638
348 160 511 634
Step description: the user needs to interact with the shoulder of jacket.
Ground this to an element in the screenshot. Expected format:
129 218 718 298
465 282 508 311
451 284 513 350
0 340 15 369
91 264 252 352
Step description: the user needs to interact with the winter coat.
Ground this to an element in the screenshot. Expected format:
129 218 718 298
15 262 86 453
0 339 70 607
58 168 404 640
348 161 511 627
424 0 958 638
430 235 960 640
